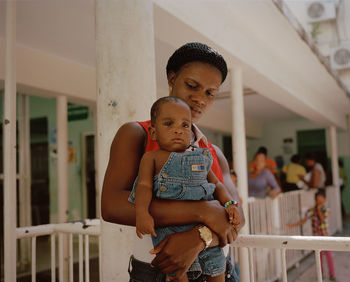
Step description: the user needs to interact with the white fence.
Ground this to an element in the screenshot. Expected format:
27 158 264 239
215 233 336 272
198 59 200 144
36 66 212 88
12 187 343 282
247 186 342 281
16 219 100 282
231 234 350 282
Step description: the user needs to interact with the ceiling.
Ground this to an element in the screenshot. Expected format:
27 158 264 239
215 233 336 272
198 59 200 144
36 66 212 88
0 0 330 125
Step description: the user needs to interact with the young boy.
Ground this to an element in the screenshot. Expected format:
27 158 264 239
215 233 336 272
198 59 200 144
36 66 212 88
128 96 239 282
287 189 335 281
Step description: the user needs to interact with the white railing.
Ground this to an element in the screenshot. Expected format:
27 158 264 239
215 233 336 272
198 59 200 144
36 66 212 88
231 234 350 282
13 187 343 282
247 186 342 281
16 219 100 282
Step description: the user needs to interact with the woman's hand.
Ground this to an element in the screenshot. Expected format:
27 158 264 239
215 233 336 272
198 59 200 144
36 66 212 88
269 189 280 200
202 200 239 246
150 228 204 281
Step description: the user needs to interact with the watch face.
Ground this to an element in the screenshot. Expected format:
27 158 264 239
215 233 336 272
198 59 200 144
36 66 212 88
202 228 211 240
199 226 212 248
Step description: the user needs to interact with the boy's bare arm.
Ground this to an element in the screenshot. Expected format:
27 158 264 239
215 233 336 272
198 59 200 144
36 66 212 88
208 169 231 204
317 206 326 222
135 152 157 238
287 217 307 228
208 170 238 225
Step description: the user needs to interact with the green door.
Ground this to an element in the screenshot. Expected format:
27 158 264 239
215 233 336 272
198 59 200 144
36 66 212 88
297 129 328 180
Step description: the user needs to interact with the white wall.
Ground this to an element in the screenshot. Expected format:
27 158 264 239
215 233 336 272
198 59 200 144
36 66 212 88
246 117 350 165
284 0 350 91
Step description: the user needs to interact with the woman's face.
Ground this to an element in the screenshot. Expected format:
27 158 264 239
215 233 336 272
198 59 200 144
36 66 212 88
305 159 315 168
254 153 266 171
167 61 222 123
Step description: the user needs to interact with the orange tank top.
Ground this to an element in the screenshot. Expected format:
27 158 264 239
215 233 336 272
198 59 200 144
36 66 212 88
137 120 223 182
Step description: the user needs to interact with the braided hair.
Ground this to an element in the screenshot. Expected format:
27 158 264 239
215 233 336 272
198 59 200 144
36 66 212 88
166 42 228 83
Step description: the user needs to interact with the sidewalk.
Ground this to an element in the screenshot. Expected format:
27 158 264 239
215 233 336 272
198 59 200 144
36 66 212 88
288 217 350 282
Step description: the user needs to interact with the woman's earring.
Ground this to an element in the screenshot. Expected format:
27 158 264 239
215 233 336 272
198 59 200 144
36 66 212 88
169 85 173 94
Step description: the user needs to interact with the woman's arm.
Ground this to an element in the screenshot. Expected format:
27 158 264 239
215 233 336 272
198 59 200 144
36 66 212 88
266 170 281 199
310 168 321 188
300 168 320 188
101 122 145 224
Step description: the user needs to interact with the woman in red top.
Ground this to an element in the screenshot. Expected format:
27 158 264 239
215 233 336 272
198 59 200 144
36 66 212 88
101 42 244 281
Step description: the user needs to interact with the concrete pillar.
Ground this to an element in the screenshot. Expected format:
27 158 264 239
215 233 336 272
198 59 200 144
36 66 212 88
57 95 69 223
3 0 17 280
56 95 69 281
96 0 156 281
231 68 250 281
329 125 342 231
18 94 32 268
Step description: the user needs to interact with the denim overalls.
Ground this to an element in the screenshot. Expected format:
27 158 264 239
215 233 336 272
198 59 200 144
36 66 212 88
129 148 226 279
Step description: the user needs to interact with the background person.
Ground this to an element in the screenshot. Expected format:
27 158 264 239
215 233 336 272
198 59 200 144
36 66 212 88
248 152 281 199
101 42 244 282
287 190 335 281
300 153 326 189
250 146 278 179
281 154 306 192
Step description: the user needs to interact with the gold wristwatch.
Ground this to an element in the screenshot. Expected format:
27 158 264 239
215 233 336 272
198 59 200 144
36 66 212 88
197 226 212 249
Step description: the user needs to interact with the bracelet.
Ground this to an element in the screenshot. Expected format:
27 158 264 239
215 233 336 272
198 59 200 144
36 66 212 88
224 200 239 208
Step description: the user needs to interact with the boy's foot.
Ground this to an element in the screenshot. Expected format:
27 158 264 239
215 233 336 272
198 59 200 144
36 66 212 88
329 276 336 281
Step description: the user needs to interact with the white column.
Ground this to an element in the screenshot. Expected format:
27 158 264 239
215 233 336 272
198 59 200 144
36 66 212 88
96 1 156 281
231 68 250 281
18 94 32 268
4 0 17 280
329 125 342 231
57 95 69 223
56 95 69 281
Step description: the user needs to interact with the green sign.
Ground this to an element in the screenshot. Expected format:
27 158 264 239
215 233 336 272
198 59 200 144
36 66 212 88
68 103 89 121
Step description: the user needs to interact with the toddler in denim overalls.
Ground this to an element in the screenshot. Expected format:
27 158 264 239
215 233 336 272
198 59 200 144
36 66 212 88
129 97 238 282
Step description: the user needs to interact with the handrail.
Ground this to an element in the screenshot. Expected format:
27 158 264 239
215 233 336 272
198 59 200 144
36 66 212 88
16 219 101 238
232 234 350 251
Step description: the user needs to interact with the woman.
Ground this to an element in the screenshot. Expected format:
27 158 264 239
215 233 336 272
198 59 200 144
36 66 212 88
248 152 280 199
300 153 326 189
101 42 244 281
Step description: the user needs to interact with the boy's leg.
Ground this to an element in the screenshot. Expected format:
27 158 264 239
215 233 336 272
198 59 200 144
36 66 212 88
206 273 225 282
325 251 335 278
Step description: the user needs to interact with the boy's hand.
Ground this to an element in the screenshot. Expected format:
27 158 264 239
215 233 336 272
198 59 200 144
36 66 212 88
226 205 240 226
286 223 293 228
136 213 157 239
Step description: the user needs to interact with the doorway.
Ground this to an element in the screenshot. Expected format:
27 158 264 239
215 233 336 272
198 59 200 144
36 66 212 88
82 133 96 219
297 128 328 178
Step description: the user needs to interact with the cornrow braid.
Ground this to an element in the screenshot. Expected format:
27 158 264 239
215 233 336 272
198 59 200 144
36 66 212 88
166 42 228 83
